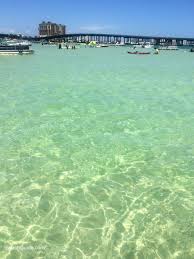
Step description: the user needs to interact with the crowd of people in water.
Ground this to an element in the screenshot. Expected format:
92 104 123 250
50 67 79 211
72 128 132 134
58 43 76 50
57 42 194 55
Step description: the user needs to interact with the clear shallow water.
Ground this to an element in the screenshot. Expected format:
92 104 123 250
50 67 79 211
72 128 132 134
0 45 194 258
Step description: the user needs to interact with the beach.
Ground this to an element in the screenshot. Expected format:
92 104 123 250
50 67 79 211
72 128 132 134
1 45 194 258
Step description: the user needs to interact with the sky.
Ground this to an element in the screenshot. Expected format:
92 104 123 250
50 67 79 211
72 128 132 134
0 0 194 37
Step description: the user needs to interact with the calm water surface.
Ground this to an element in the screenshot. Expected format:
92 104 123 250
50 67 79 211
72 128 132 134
0 45 194 258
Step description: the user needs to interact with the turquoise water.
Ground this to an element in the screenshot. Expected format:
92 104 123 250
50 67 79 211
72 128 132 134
0 45 194 259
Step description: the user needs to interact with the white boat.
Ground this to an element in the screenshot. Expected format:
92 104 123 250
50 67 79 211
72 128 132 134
158 46 179 50
143 44 152 49
115 42 125 46
133 44 143 48
96 44 109 48
0 40 34 55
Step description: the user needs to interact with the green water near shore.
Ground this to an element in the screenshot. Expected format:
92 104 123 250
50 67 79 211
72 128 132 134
0 45 194 258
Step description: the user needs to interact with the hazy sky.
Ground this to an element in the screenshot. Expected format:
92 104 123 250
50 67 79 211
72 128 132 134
0 0 194 37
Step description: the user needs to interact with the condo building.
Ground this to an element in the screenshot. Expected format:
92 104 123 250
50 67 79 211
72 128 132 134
39 21 66 37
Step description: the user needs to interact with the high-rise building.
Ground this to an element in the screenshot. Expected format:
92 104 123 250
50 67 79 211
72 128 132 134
39 21 66 37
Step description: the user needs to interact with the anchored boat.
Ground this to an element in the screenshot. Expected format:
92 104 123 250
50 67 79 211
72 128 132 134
0 40 34 55
96 44 109 48
158 46 178 51
127 51 151 55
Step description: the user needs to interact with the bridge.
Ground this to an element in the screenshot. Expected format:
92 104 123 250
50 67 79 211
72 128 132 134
1 33 194 46
38 33 194 46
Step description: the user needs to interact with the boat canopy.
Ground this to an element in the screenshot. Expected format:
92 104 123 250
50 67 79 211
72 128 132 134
88 41 97 46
